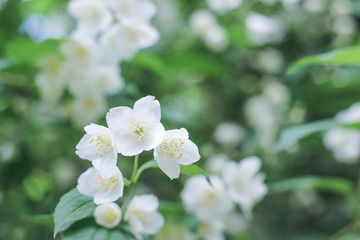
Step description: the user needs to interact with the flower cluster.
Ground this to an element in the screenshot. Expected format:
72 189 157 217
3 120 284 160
189 9 228 52
35 0 159 126
75 96 200 238
323 102 360 164
181 156 267 239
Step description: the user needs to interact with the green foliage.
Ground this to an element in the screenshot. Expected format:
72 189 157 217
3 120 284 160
53 188 96 237
62 223 136 240
288 46 360 74
276 119 336 152
180 164 207 176
269 176 353 199
5 38 62 65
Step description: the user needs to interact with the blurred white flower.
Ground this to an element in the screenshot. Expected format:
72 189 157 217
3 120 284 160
189 10 217 36
76 124 117 178
68 0 113 40
0 143 16 162
333 16 357 36
303 0 326 13
154 222 196 240
206 0 242 14
60 40 98 65
125 194 164 238
94 202 122 229
71 91 107 127
263 81 290 108
100 21 159 62
205 154 231 176
223 212 246 233
281 0 300 11
197 220 225 240
77 166 124 204
214 122 245 147
335 102 360 124
36 55 64 77
181 175 234 222
154 128 200 180
35 74 65 104
107 0 156 23
89 65 124 95
222 156 268 210
245 13 284 45
152 0 181 35
330 0 352 17
256 48 284 74
106 96 165 156
203 25 229 52
323 128 360 164
259 0 278 6
245 95 277 129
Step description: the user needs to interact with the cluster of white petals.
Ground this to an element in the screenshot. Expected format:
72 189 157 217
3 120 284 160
323 102 360 164
181 156 267 239
189 10 228 52
125 194 164 238
35 0 159 126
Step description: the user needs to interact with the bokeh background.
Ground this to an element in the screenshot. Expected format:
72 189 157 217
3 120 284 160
1 0 360 239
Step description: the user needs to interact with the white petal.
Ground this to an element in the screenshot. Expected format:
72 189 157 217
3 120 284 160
77 168 100 196
155 150 180 179
141 212 164 234
115 134 146 156
133 96 161 123
177 139 200 165
99 152 117 178
141 123 165 151
94 202 122 229
239 156 261 177
106 106 133 135
164 128 189 139
84 123 111 135
129 194 159 212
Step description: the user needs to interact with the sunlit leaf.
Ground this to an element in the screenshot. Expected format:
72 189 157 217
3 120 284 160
63 224 136 240
53 188 96 237
276 119 336 152
288 46 360 74
269 176 353 199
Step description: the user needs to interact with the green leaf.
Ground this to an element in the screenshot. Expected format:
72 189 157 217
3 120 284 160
288 46 360 74
6 38 62 65
276 119 336 152
53 188 96 237
342 122 360 131
180 164 207 176
131 52 166 75
269 176 353 199
337 234 360 240
63 223 136 240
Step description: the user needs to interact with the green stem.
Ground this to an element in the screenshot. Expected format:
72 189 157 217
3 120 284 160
121 155 139 213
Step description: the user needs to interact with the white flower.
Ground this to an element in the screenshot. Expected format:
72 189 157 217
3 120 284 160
181 175 234 222
245 13 284 45
77 166 124 204
100 21 159 62
35 73 64 103
255 48 284 74
203 25 228 52
36 55 64 77
125 194 164 238
154 128 200 180
189 10 217 36
206 0 243 13
222 156 268 211
94 202 122 229
71 92 107 127
197 220 225 240
214 123 245 147
205 154 231 176
68 0 113 40
335 102 360 124
89 65 124 95
60 40 98 65
106 96 165 156
76 124 117 178
323 128 360 164
263 81 290 108
107 0 156 22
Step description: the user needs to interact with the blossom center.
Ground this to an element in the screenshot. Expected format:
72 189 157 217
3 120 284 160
160 138 185 159
126 117 149 141
89 135 112 156
96 173 118 192
85 5 101 22
104 210 118 223
203 188 217 205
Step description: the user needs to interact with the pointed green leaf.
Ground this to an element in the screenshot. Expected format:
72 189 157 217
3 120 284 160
269 176 353 199
180 165 207 176
53 188 96 237
276 119 336 152
288 46 360 74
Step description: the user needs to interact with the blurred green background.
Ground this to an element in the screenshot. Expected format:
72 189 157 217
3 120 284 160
1 0 360 239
